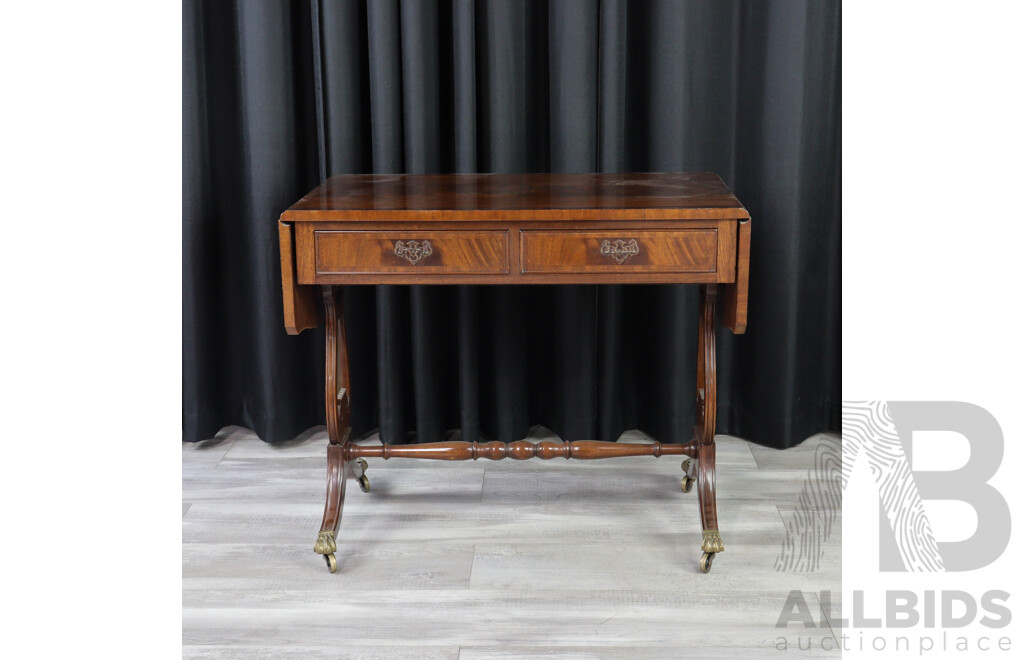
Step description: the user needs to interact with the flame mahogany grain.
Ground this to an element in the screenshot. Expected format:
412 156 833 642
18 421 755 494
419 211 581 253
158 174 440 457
278 220 318 334
315 287 351 560
722 218 750 334
281 172 749 221
279 173 748 572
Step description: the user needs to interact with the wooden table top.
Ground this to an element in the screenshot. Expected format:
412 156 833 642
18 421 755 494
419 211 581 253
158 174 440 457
281 172 749 222
278 171 751 333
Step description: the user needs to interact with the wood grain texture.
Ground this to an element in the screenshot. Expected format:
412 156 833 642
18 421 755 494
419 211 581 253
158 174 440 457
277 173 754 577
307 282 728 574
521 229 717 274
184 647 457 660
316 288 352 568
695 285 722 557
277 221 318 334
293 219 738 285
312 230 509 276
722 218 751 334
280 172 750 222
346 439 695 461
321 287 350 447
696 285 718 447
281 174 749 290
182 431 841 658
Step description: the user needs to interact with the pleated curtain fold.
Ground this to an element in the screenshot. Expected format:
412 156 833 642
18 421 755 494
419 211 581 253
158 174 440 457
184 0 841 448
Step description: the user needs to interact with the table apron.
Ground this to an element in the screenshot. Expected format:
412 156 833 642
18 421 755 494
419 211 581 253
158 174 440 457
293 219 740 286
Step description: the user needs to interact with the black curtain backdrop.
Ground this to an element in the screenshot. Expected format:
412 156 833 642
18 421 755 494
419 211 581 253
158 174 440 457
183 0 840 449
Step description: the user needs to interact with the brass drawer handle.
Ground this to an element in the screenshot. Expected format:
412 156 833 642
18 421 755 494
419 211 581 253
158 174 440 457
394 239 433 265
600 238 639 264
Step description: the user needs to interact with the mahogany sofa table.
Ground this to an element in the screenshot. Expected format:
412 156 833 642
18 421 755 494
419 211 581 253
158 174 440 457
277 172 751 574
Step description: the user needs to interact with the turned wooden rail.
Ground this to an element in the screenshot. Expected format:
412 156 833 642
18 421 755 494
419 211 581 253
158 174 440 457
344 439 698 462
280 173 751 574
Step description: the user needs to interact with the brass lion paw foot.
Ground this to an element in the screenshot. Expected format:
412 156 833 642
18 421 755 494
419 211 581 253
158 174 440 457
700 529 724 573
314 530 338 573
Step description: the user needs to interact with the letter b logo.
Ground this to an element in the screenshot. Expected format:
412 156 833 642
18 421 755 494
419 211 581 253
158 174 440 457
843 401 1010 571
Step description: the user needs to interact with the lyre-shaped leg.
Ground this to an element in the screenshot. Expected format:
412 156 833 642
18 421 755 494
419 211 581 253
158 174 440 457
314 286 352 573
695 284 724 572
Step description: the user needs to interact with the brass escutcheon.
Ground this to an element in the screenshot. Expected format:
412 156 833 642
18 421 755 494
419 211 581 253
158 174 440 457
599 238 640 264
394 239 433 265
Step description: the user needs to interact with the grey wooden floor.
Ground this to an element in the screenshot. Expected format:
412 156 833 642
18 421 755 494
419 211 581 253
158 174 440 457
184 428 841 659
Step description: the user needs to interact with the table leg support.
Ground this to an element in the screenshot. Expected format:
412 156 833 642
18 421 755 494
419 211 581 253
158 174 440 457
312 283 725 574
315 286 352 573
346 439 695 461
695 284 724 573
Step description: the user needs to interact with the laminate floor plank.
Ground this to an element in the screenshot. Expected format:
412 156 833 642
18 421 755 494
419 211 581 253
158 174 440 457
182 498 782 547
458 645 840 660
183 432 841 658
748 433 840 471
468 539 838 595
183 459 486 502
183 541 476 591
182 428 241 467
183 646 458 660
182 588 831 651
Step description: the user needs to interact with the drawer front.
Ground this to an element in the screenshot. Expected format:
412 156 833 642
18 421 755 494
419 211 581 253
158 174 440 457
313 230 509 275
520 229 719 274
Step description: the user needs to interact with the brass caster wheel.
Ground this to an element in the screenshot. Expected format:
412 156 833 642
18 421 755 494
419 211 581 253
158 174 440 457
681 458 691 474
355 458 370 493
700 551 715 574
681 475 694 493
323 552 338 574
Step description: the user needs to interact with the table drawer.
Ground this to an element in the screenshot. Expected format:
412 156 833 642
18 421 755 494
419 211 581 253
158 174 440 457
520 229 719 274
312 230 509 275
